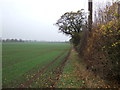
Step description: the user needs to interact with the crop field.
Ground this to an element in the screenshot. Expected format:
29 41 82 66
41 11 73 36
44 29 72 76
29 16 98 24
2 42 70 88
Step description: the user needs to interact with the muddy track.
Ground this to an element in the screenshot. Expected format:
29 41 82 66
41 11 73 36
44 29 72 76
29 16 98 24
18 50 69 88
49 49 71 88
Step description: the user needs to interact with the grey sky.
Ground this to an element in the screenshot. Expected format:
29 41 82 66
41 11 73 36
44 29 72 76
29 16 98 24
1 0 111 41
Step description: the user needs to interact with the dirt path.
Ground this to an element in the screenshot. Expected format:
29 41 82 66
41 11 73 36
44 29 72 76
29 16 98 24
57 48 109 88
48 49 71 88
18 50 69 88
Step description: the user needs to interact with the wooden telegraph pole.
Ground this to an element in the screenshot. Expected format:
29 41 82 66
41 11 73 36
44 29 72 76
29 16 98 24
88 0 93 32
118 1 120 19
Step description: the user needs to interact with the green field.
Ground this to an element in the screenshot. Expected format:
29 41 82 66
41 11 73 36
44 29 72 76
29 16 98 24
2 42 70 88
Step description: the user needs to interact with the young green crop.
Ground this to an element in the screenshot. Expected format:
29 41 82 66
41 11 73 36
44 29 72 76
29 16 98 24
2 42 70 87
30 50 69 88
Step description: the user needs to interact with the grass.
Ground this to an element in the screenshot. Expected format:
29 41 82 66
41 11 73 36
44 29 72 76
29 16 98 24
2 42 111 88
57 49 86 88
2 42 70 87
57 49 107 88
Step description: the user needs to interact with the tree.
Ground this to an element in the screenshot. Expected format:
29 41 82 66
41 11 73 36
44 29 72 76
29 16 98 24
55 9 86 46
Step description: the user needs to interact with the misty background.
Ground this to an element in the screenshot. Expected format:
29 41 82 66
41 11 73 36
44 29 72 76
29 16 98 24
1 0 110 41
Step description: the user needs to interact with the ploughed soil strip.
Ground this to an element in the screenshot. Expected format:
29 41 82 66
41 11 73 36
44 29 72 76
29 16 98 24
18 50 68 88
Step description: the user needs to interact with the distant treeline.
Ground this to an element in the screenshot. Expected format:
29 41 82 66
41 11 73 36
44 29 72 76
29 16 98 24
2 38 69 43
2 39 24 42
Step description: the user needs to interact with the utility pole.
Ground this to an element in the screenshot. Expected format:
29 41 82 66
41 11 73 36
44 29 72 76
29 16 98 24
118 1 120 19
88 0 93 32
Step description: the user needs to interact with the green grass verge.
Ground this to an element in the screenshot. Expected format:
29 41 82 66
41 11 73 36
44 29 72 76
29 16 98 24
57 49 86 88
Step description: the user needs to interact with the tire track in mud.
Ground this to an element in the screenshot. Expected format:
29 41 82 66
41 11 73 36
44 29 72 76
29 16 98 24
46 49 71 88
18 50 70 88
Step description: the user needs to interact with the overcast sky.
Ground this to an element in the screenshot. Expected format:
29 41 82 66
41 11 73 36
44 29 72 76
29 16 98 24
1 0 111 41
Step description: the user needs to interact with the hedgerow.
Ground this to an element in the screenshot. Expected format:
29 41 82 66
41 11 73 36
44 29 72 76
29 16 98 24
78 1 120 87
